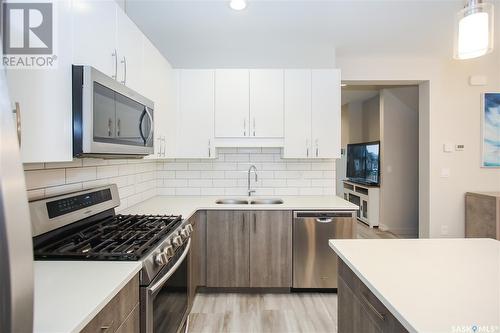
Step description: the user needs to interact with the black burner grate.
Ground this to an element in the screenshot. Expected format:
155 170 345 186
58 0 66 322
34 214 182 261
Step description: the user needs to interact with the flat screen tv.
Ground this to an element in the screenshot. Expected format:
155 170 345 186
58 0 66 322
346 141 380 186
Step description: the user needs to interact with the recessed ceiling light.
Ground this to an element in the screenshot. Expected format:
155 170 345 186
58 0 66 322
230 0 247 11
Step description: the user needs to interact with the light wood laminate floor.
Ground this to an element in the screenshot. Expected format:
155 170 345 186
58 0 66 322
188 293 338 333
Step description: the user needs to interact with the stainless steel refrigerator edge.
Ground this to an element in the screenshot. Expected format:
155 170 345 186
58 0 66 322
0 0 35 330
293 211 356 289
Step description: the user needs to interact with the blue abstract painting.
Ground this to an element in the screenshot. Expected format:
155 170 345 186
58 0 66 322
483 93 500 167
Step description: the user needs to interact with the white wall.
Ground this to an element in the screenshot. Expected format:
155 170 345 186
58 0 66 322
379 87 419 236
338 50 500 238
362 95 380 142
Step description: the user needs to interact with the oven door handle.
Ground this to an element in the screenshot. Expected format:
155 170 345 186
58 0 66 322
149 238 191 296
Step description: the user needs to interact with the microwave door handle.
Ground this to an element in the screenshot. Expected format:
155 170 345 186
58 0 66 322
139 108 147 144
149 239 191 296
144 107 154 144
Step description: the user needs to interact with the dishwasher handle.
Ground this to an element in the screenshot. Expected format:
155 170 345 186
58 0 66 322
294 211 354 219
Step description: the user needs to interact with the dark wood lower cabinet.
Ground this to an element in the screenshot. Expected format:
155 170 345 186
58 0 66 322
338 260 408 333
81 274 139 333
206 210 250 287
189 211 207 309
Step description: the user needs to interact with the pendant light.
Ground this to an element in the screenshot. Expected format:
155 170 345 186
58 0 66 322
454 0 494 59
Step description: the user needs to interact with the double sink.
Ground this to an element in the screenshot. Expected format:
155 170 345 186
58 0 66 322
215 198 284 205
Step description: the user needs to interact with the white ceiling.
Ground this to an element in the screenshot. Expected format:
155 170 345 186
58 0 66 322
126 0 499 68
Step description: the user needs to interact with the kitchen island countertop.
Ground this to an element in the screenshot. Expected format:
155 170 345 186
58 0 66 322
329 238 500 333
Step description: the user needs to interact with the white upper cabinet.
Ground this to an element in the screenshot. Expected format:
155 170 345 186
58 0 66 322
116 9 144 93
283 70 312 158
6 1 74 163
311 69 341 159
215 69 249 138
283 69 341 159
176 70 215 158
249 70 284 138
142 37 170 159
72 0 117 78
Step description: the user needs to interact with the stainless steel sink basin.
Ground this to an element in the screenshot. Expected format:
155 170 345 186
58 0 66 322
215 199 249 205
250 198 284 205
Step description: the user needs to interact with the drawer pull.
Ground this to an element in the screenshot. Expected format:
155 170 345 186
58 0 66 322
100 320 114 331
360 292 386 321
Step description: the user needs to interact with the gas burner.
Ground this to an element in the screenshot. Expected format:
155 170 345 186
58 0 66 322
34 214 182 261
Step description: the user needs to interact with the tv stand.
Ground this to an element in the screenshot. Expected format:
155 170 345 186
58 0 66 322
343 180 380 228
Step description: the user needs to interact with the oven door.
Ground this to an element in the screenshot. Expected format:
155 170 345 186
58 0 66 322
141 239 190 333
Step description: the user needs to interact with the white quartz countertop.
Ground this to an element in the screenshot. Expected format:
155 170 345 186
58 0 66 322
34 261 142 333
122 195 358 220
329 238 500 333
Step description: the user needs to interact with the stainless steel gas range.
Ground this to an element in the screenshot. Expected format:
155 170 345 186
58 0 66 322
30 184 192 333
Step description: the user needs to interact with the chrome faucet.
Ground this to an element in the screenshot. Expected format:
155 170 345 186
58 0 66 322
247 165 258 197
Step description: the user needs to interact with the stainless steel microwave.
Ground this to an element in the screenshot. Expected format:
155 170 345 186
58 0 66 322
72 65 154 158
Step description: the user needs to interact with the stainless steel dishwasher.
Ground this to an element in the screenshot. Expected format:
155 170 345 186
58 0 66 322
293 211 356 289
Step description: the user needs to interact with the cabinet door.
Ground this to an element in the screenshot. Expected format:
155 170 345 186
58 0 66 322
283 70 312 158
311 69 341 159
72 0 117 78
116 8 144 93
215 69 249 138
6 1 74 162
249 211 292 287
206 211 249 287
249 69 284 138
142 38 171 159
188 211 206 309
176 70 215 158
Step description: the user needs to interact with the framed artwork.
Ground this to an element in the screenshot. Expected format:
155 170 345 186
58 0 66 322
482 93 500 167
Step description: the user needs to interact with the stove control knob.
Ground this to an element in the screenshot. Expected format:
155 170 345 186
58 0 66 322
155 252 169 266
164 245 174 259
180 229 189 240
185 223 194 234
172 236 183 248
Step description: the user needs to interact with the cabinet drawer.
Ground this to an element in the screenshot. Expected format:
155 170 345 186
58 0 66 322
116 303 140 333
338 261 408 333
81 274 139 333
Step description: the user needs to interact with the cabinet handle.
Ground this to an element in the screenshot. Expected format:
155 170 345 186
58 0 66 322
208 139 211 157
117 118 121 137
360 292 386 321
243 119 246 136
112 49 118 80
315 139 319 157
306 139 309 157
162 137 166 157
120 56 127 85
253 117 256 136
253 213 256 232
12 102 21 147
242 213 245 233
100 320 114 331
107 118 112 137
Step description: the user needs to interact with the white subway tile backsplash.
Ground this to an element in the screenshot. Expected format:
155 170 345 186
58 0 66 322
66 167 96 184
25 169 66 190
23 149 337 205
96 165 119 179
